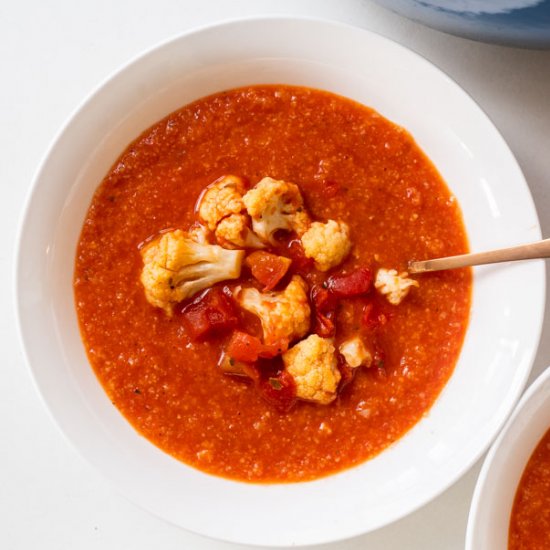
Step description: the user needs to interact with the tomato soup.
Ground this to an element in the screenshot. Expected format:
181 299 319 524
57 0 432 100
74 85 471 482
509 427 550 549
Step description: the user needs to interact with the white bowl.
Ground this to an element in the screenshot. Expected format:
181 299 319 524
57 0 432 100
15 17 545 547
466 367 550 550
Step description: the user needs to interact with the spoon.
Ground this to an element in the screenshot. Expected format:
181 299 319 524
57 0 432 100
408 238 550 274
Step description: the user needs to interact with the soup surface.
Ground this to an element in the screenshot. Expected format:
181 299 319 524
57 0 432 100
509 427 550 549
74 85 471 482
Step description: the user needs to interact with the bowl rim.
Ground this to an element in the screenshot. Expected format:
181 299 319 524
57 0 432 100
14 15 546 547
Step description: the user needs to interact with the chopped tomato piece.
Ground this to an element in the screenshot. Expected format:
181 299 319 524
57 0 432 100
226 331 262 362
327 267 373 298
258 369 297 412
311 284 337 337
286 239 314 273
245 251 291 290
315 314 335 338
226 330 288 363
180 286 239 340
313 284 337 311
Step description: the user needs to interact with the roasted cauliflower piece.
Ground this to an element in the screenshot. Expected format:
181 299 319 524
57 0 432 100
374 268 419 305
242 177 311 244
140 229 244 314
197 175 265 250
236 275 310 345
215 213 266 249
301 220 352 272
197 175 247 231
187 222 211 244
339 336 372 368
283 334 341 405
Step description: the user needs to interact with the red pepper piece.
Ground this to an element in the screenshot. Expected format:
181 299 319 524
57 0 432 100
313 284 337 311
311 284 337 337
286 239 314 274
180 287 239 341
315 314 335 338
245 251 291 291
327 267 373 299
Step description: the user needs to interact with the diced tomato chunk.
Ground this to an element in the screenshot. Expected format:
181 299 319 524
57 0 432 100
226 330 288 363
258 369 297 412
286 239 314 273
311 284 337 337
315 314 335 338
245 251 291 290
313 284 337 311
180 287 239 340
327 267 373 298
226 331 263 362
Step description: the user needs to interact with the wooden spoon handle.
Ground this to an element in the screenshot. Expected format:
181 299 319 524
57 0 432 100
408 238 550 274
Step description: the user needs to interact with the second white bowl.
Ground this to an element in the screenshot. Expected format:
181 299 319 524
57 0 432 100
466 367 550 550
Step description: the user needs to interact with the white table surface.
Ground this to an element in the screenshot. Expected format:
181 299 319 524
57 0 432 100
2 1 549 548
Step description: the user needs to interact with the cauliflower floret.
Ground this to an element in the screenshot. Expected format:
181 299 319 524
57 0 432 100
301 220 352 271
242 177 311 244
187 222 211 244
375 268 419 305
197 175 265 250
339 336 372 368
140 229 244 314
236 275 310 345
283 334 341 404
215 213 266 249
197 175 247 231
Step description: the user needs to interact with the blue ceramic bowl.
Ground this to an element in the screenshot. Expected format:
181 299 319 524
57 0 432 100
373 0 550 48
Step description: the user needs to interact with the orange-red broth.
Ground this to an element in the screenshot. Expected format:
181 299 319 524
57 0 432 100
74 85 471 482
